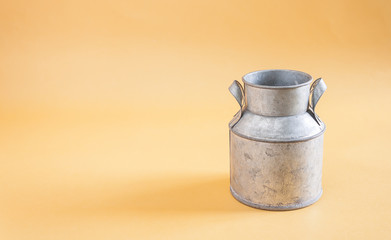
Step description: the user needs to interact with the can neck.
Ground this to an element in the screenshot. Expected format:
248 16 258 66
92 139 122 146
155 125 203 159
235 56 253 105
244 84 310 117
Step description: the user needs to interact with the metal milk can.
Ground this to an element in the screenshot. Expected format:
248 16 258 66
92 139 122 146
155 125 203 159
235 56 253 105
228 69 327 210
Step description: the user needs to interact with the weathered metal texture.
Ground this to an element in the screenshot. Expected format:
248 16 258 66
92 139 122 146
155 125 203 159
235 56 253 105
243 70 313 117
228 69 327 210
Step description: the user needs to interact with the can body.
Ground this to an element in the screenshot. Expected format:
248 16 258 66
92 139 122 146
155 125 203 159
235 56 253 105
228 69 327 210
230 132 323 210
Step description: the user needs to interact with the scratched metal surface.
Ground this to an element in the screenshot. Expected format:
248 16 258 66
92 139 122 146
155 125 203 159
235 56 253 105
230 132 323 210
228 69 326 210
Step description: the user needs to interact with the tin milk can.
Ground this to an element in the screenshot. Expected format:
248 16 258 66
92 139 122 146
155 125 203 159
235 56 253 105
228 69 327 210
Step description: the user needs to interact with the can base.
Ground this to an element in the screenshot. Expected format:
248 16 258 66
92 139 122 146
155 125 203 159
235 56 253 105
230 186 323 211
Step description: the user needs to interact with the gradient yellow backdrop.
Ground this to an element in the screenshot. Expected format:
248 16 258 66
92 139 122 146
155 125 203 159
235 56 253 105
1 0 391 239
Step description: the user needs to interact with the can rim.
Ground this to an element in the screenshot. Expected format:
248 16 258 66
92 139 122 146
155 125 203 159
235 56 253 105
242 69 313 89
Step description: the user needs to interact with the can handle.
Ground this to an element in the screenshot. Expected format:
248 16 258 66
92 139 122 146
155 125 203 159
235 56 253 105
228 80 245 127
309 78 327 125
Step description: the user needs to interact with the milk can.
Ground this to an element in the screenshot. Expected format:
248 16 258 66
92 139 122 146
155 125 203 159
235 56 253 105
228 69 327 210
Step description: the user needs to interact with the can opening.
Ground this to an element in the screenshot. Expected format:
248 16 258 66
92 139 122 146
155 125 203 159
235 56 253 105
243 69 312 88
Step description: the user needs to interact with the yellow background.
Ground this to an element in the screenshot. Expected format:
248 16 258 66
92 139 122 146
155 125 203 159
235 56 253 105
1 0 391 239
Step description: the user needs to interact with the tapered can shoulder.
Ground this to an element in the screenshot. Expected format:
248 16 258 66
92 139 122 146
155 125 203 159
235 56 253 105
229 110 325 143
